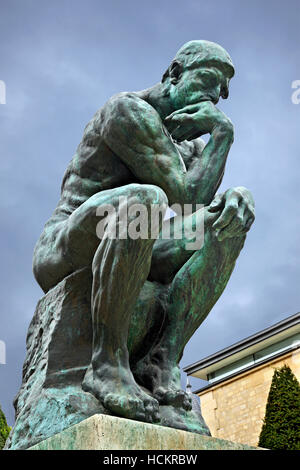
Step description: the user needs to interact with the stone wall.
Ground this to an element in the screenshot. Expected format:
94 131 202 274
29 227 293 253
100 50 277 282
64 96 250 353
198 349 300 447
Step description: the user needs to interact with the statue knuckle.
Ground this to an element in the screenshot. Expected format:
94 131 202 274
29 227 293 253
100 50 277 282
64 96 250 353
232 188 243 198
236 213 244 223
249 207 255 218
227 202 238 212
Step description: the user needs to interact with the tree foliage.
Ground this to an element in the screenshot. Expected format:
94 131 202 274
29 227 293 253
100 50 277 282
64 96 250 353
0 405 11 450
258 364 300 450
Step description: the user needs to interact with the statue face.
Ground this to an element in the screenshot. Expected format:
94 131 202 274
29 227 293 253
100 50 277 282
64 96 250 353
169 62 232 110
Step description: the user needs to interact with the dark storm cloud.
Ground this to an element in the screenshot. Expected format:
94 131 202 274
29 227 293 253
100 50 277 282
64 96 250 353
0 0 299 424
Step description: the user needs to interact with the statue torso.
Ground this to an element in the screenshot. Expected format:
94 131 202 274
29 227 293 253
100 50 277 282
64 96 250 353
48 99 198 225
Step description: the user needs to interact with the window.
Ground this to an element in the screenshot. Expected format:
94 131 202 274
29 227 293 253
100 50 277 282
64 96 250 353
207 333 300 383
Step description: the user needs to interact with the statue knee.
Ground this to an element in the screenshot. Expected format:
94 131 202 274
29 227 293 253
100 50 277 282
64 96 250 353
88 184 168 218
93 184 169 257
127 183 168 210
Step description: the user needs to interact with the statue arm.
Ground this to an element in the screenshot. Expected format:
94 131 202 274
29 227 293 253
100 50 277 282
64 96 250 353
101 93 189 206
164 101 235 207
187 129 232 205
101 93 232 207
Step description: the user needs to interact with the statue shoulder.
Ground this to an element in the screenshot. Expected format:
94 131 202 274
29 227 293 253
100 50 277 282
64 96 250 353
102 92 163 140
104 91 154 112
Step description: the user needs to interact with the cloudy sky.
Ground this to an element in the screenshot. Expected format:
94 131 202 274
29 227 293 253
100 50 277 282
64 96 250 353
0 0 299 425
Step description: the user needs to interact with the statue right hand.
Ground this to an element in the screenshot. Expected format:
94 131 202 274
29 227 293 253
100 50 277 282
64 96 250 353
164 101 233 142
208 187 255 241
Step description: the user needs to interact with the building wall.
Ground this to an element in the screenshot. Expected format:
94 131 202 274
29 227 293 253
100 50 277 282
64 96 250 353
198 348 300 447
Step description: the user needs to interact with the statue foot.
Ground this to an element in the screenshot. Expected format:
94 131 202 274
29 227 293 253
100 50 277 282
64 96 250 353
153 386 192 411
82 364 160 424
133 357 192 411
159 405 211 436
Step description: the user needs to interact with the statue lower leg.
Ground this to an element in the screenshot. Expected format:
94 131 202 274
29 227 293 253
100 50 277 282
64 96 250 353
82 187 168 424
133 208 246 411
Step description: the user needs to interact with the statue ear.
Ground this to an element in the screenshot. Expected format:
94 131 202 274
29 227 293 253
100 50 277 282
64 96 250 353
220 80 230 99
169 60 183 84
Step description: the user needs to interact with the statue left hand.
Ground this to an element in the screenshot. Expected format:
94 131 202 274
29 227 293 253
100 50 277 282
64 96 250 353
208 187 255 241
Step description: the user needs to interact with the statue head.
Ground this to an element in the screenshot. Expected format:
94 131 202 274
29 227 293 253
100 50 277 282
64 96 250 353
162 40 235 111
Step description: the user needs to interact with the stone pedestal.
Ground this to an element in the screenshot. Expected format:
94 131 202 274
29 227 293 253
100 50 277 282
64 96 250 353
6 268 210 450
29 414 262 450
6 268 108 450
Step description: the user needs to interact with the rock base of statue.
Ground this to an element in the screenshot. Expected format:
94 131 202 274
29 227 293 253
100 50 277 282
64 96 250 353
6 268 210 450
28 413 262 450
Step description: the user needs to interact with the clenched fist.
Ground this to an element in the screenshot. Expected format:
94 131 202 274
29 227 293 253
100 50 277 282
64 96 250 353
164 100 234 142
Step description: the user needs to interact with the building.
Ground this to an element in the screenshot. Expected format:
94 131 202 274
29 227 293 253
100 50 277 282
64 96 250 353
183 312 300 447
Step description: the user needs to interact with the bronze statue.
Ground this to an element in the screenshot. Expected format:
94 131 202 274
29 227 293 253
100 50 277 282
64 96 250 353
8 40 255 449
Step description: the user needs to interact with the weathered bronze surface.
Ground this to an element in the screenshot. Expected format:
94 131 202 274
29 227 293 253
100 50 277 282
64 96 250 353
7 40 255 449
